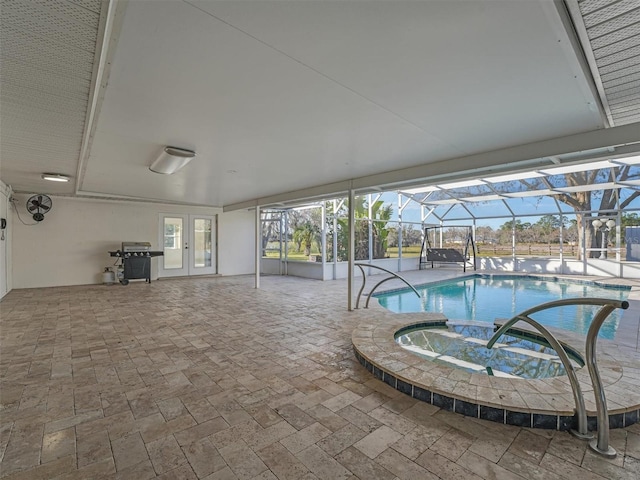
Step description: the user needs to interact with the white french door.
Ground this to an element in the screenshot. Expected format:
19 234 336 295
159 214 217 277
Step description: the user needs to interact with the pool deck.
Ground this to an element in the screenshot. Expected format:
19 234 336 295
1 269 639 479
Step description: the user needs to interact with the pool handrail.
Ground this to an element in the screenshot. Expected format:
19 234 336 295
487 297 629 454
354 263 420 309
585 302 626 458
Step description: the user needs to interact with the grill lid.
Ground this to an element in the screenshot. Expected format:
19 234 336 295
121 242 151 252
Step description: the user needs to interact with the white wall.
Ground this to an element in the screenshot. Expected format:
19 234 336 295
11 195 255 288
261 256 422 281
478 257 640 279
0 181 11 298
218 209 255 276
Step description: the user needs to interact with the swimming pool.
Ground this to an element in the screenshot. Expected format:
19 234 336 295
375 275 630 339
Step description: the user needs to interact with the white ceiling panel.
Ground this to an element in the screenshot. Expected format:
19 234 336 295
80 0 606 207
82 0 457 205
4 0 639 207
188 0 603 151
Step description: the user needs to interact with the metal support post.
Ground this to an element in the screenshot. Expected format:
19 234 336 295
255 205 261 289
348 186 355 311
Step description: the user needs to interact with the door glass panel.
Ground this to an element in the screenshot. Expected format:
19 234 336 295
163 217 183 269
193 218 212 268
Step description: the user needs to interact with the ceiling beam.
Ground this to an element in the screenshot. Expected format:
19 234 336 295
76 0 129 194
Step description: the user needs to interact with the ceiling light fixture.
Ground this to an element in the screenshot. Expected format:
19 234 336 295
149 146 196 174
41 173 71 182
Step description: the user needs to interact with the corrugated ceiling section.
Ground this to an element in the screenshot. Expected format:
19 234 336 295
578 0 640 126
0 0 101 190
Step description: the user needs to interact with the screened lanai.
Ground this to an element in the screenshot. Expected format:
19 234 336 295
260 155 640 282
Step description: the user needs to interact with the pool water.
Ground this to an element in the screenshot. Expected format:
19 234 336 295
395 323 583 379
376 275 630 339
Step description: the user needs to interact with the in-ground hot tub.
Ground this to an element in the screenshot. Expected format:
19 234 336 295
352 314 640 431
395 322 584 380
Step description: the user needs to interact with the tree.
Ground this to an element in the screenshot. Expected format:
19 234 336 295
518 167 640 258
565 218 578 245
292 221 320 256
388 224 423 249
261 211 283 256
402 225 423 247
535 215 561 244
622 212 640 228
500 219 528 232
286 210 304 251
497 219 521 244
262 207 324 258
331 196 394 261
444 227 468 245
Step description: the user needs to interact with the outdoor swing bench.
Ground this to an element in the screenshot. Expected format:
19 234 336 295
423 248 475 272
419 226 477 272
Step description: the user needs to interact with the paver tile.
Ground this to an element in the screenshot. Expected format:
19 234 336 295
256 442 311 480
498 451 564 480
508 430 551 465
280 422 332 454
317 423 368 457
146 435 188 475
295 444 353 480
390 424 446 460
335 446 396 480
429 426 475 462
111 432 149 472
375 447 439 480
538 452 606 480
416 449 484 480
354 425 404 459
457 450 524 480
219 441 268 480
182 437 227 478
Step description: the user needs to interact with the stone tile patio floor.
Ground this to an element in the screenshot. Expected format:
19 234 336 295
0 273 639 479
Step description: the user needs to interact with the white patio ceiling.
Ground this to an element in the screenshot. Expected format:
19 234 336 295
1 0 640 209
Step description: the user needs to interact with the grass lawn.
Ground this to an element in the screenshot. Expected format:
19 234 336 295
265 244 587 261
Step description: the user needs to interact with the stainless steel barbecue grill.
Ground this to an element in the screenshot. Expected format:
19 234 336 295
108 242 163 285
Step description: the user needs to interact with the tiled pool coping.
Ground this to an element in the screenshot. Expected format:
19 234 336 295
374 273 634 297
352 311 640 431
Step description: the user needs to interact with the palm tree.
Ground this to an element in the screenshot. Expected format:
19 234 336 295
333 197 394 261
293 221 320 256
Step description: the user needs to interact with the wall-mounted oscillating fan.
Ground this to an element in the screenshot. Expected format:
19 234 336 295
26 194 52 222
